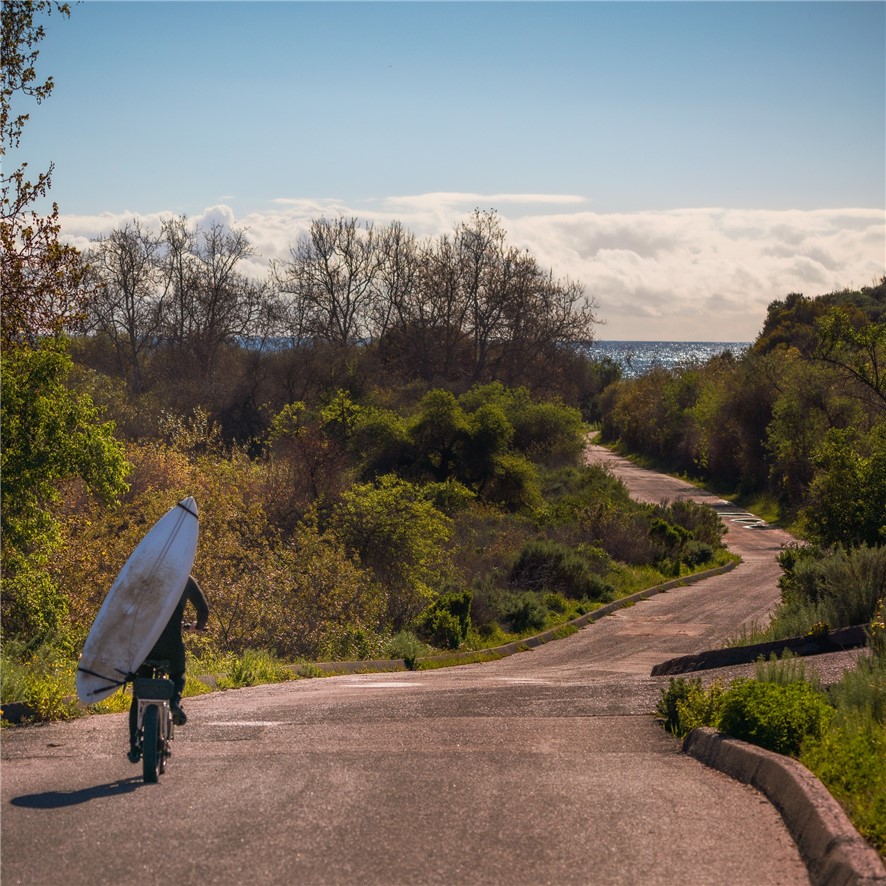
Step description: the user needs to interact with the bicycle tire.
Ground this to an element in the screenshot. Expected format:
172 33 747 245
159 710 171 774
142 704 161 783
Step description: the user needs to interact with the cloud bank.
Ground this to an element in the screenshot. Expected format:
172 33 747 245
60 195 885 342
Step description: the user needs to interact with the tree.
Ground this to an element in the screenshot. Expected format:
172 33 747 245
813 305 886 414
328 474 453 629
158 216 266 377
277 216 382 347
803 425 886 547
85 220 164 394
1 1 89 347
1 343 130 640
1 2 130 643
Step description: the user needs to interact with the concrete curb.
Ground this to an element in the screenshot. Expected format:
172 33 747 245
651 625 869 676
0 560 739 719
298 559 740 675
683 727 886 885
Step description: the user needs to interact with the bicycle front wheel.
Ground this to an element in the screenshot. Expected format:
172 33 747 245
142 704 162 783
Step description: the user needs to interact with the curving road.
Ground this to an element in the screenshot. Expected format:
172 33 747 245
1 443 811 885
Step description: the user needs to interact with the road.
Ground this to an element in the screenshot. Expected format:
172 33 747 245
1 443 811 885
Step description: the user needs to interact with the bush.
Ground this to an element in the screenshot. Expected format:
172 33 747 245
681 540 715 568
503 593 548 633
826 654 886 723
717 679 833 756
217 649 294 689
510 539 613 601
385 631 429 670
0 642 82 722
418 590 472 650
656 677 723 737
484 453 542 512
775 543 886 634
801 713 886 855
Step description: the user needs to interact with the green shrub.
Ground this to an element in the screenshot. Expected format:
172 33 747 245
0 642 81 722
503 593 548 633
543 592 568 614
484 453 542 512
386 631 428 669
656 677 723 737
217 649 294 689
761 544 886 641
869 598 886 661
753 651 820 689
510 539 613 601
681 540 715 568
717 679 833 756
418 590 472 650
801 713 886 855
826 654 886 723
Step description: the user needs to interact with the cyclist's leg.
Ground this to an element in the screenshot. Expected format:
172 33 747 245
170 671 187 724
128 693 140 761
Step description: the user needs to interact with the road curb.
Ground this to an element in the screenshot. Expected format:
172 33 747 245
683 727 886 885
651 625 868 676
0 561 739 720
298 559 740 675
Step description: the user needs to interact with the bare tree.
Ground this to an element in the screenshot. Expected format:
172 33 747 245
156 216 266 378
278 217 382 347
85 220 163 394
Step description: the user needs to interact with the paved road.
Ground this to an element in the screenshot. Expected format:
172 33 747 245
1 444 810 885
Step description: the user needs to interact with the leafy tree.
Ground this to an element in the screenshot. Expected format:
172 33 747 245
1 342 130 641
1 1 90 347
803 425 886 547
812 305 886 414
328 474 453 629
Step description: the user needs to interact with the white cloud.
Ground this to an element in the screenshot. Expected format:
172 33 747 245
59 196 885 342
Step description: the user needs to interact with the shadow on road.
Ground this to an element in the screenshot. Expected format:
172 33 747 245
10 777 143 809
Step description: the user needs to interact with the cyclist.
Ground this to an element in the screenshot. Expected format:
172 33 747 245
129 574 208 762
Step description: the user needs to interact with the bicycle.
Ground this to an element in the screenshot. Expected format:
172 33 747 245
129 658 176 784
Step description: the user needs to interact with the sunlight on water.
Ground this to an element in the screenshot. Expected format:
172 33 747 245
584 341 750 378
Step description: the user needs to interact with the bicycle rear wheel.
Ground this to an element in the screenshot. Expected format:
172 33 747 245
142 704 162 783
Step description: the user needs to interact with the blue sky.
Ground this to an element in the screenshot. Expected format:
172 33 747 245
12 1 886 340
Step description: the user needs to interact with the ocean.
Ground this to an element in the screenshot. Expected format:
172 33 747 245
584 341 750 378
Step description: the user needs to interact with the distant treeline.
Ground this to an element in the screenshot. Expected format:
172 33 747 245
599 278 886 546
73 210 604 429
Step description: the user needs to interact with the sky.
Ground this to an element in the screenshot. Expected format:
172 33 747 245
11 0 886 341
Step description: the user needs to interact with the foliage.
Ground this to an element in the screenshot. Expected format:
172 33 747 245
803 424 886 547
214 649 294 689
772 543 886 637
502 592 549 633
327 474 453 630
656 677 725 738
1 342 129 642
801 713 886 855
385 631 430 670
509 539 614 601
2 0 91 348
417 589 472 650
717 679 833 756
0 640 82 721
599 280 886 532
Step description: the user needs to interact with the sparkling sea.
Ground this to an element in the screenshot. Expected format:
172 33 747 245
584 341 750 378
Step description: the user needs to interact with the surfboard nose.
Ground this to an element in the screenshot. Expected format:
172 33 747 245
178 496 198 519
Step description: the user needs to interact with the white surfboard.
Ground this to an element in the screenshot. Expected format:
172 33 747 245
76 497 199 703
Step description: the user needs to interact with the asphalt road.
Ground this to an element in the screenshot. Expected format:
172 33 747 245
1 443 811 886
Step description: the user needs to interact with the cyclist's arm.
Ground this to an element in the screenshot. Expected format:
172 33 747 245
184 575 209 630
